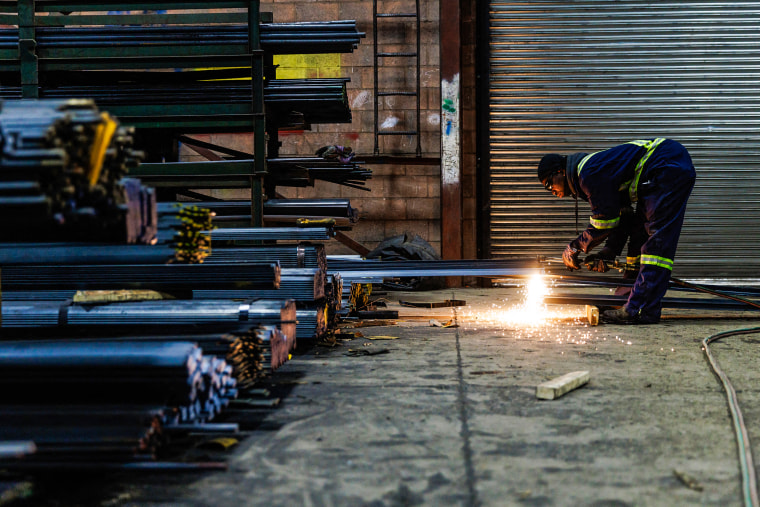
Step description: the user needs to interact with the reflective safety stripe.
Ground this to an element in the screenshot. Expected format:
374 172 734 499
577 152 598 174
640 254 673 270
589 215 620 229
626 138 666 203
577 138 666 204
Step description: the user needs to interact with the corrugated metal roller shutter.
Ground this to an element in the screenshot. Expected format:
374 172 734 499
488 0 760 279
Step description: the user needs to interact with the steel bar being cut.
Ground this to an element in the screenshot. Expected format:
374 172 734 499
326 258 542 282
544 294 760 311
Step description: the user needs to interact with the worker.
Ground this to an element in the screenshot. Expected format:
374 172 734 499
537 139 696 324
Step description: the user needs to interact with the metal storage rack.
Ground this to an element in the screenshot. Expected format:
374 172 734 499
0 0 267 226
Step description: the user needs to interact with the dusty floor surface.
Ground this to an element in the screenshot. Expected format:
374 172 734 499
3 285 760 507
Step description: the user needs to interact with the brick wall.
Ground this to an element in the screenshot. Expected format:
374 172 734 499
180 0 479 260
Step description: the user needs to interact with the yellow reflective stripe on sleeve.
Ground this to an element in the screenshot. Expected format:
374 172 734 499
589 216 620 229
577 152 599 175
628 138 665 203
640 254 673 270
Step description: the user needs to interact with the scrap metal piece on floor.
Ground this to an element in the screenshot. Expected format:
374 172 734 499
536 371 590 400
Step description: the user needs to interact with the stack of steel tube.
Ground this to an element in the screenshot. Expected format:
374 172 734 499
0 262 281 291
0 79 352 128
0 339 237 446
1 299 297 342
0 20 364 55
267 157 372 191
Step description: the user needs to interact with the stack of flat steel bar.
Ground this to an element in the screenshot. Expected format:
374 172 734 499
0 99 153 243
295 308 328 343
0 263 281 291
204 245 326 270
0 20 364 55
0 242 325 270
0 340 237 462
193 268 326 302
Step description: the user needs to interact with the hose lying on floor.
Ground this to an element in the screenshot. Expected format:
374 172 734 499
703 327 760 507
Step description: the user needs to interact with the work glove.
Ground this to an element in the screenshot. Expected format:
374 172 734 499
562 244 581 271
584 247 616 273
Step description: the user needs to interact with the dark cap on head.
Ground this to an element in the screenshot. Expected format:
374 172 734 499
537 154 566 182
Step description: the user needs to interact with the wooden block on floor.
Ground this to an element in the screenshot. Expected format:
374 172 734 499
586 305 599 326
536 371 590 400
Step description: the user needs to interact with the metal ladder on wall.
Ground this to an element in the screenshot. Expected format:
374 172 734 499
373 0 421 157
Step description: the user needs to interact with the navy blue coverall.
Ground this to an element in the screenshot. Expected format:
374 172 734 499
566 139 696 320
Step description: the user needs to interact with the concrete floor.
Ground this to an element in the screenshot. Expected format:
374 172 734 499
5 285 760 506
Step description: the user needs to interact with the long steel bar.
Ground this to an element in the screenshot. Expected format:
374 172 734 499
327 259 542 280
1 299 297 337
544 294 760 311
208 227 334 242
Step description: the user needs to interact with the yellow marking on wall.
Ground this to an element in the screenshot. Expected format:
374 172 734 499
273 54 342 79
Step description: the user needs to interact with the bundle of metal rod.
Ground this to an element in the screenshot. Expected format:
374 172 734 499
266 158 372 191
295 307 328 343
0 20 364 54
544 294 760 311
194 267 326 302
1 299 297 341
0 262 280 291
0 405 168 460
203 244 327 271
0 99 152 243
0 341 236 417
207 226 335 243
227 325 290 388
326 258 543 284
326 272 344 313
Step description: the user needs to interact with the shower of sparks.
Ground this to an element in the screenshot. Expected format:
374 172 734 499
459 273 626 346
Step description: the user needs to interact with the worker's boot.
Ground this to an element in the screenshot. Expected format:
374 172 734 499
600 305 660 325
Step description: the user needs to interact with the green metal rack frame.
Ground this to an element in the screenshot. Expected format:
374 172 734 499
0 1 267 226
